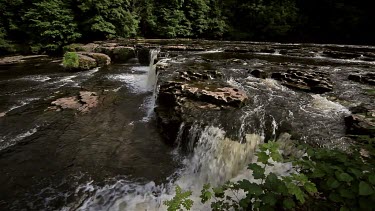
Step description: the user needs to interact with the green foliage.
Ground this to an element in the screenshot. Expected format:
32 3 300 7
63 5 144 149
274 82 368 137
0 26 13 54
2 0 375 55
75 0 139 39
63 52 79 69
164 186 194 211
166 142 318 210
23 0 81 53
62 44 85 53
165 140 375 210
298 144 375 210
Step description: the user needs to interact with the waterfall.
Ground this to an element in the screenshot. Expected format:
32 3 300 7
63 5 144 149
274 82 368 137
142 49 160 122
74 125 292 211
146 49 159 92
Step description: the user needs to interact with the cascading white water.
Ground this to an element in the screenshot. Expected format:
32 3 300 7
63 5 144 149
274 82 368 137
73 126 293 211
146 49 159 92
141 49 160 122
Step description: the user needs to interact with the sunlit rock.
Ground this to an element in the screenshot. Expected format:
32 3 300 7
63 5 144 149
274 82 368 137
50 91 98 113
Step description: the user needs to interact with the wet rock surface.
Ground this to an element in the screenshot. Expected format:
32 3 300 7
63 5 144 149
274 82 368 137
76 53 97 70
0 55 49 65
155 61 249 144
348 73 375 85
50 91 98 113
271 69 334 94
345 105 375 137
78 52 111 66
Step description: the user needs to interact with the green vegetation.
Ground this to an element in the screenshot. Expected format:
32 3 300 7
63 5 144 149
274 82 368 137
165 141 375 210
62 52 79 69
1 0 374 54
164 186 194 211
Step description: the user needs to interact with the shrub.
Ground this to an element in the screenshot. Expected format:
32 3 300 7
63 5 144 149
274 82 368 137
165 140 375 210
63 52 79 69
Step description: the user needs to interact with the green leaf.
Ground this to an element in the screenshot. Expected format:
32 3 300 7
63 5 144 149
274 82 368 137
340 207 350 211
270 151 283 162
304 182 318 194
239 198 250 208
213 187 225 198
336 172 354 182
200 184 212 203
286 183 305 203
248 163 265 179
329 192 342 203
359 181 374 196
338 188 355 199
265 173 279 188
238 180 263 196
311 168 326 178
369 175 375 185
257 151 269 164
283 198 295 209
262 193 277 206
349 168 363 179
327 177 340 189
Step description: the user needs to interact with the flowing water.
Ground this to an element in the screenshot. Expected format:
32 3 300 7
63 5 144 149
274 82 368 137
0 42 374 210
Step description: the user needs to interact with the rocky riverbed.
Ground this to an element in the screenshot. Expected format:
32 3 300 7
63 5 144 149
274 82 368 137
0 40 374 210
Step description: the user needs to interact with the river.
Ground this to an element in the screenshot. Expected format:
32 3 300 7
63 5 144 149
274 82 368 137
0 41 374 210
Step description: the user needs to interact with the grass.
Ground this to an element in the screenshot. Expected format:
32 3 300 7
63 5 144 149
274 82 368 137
63 52 79 69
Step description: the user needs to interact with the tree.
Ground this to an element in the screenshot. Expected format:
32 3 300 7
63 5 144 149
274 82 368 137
206 0 227 38
224 0 299 40
23 0 81 53
153 0 192 38
75 0 139 40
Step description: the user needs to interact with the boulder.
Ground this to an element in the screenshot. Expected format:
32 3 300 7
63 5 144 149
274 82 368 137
63 52 111 71
78 52 111 66
250 69 269 79
348 73 375 85
271 69 333 94
345 105 375 137
75 54 97 71
345 114 375 137
95 46 135 62
156 67 248 144
137 48 151 65
0 55 48 65
50 91 98 113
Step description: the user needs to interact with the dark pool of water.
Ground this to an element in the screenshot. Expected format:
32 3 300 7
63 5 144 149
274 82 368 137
0 59 177 210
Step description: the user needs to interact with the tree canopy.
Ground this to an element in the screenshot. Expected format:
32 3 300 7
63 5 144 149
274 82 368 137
1 0 374 54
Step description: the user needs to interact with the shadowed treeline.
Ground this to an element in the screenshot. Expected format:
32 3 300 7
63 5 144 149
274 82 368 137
1 0 374 55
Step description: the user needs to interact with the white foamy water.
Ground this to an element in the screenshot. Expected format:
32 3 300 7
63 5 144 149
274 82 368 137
107 74 148 93
72 126 292 211
146 49 159 91
131 66 149 73
195 49 224 54
2 98 40 114
20 75 52 82
140 95 156 122
309 94 350 116
0 126 39 151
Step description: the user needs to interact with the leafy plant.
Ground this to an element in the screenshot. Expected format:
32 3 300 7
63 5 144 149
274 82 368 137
63 52 79 69
164 186 194 211
198 141 317 210
297 145 375 210
165 142 318 210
